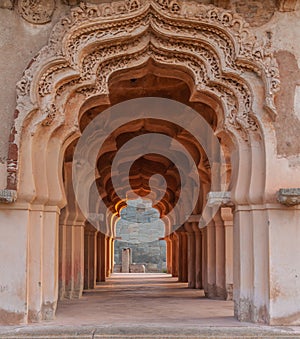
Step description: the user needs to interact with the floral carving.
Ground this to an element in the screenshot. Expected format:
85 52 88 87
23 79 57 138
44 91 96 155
15 0 280 140
18 0 56 24
16 69 32 97
38 63 70 97
41 103 58 126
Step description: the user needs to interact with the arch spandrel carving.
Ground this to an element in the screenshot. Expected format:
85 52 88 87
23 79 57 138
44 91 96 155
10 0 280 196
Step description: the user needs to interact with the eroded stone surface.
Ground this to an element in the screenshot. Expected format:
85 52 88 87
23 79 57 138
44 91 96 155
277 188 300 206
0 189 16 203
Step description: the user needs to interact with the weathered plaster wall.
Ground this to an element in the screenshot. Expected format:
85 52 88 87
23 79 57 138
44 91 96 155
268 208 300 325
254 7 300 157
0 4 69 189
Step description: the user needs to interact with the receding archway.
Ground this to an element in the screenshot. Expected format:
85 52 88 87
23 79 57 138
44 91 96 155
2 0 282 325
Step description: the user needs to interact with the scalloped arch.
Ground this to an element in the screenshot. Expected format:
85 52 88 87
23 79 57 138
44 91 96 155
8 0 279 202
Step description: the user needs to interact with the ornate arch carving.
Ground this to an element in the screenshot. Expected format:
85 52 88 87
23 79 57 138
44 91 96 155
10 0 280 201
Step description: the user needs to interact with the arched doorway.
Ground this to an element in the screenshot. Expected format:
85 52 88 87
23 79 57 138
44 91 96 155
1 0 283 325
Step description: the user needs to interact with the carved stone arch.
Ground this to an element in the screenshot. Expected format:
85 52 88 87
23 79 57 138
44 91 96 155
10 0 280 209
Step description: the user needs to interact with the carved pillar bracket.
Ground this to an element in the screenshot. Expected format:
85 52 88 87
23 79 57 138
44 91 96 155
277 188 300 206
0 189 17 203
207 191 232 207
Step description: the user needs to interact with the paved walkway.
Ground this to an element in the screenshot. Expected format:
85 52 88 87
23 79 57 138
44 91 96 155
1 273 300 338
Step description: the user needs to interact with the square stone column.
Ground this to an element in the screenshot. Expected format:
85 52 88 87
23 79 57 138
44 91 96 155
59 222 84 299
201 227 208 295
268 205 300 325
184 222 196 288
96 232 106 282
221 207 233 300
121 248 131 273
165 237 172 274
192 222 202 289
0 205 60 325
84 223 97 290
41 208 60 320
206 221 216 298
176 229 188 282
170 233 178 277
214 211 226 300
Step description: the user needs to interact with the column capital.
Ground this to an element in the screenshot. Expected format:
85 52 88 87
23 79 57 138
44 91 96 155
221 207 233 221
207 191 232 207
277 188 300 207
0 189 17 203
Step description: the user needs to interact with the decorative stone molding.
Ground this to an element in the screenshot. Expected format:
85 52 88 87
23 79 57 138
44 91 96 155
62 0 80 5
207 191 232 207
17 0 56 24
0 189 17 203
41 103 59 126
277 188 300 206
10 0 280 192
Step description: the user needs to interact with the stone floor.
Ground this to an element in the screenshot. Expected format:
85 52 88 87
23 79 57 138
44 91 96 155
2 273 300 338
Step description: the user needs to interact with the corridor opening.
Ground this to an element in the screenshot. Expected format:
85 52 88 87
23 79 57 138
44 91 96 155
58 70 234 316
114 198 166 274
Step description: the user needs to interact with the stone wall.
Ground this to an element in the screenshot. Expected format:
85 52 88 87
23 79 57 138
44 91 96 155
114 240 166 273
114 239 167 273
114 202 167 273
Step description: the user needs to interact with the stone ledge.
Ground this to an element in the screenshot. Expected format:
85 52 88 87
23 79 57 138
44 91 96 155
277 188 300 206
207 191 232 207
0 189 17 203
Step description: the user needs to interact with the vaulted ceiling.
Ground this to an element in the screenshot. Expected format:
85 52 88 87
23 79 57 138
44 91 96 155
64 70 226 219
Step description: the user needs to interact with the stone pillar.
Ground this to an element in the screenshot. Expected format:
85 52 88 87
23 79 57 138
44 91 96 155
59 216 66 300
0 205 60 325
206 221 216 298
59 221 84 300
106 236 112 277
72 223 84 298
58 162 85 300
192 222 202 289
214 211 226 299
171 233 178 277
201 227 208 295
27 208 43 323
182 232 188 282
185 222 196 288
221 207 233 300
233 205 272 323
165 237 172 274
110 238 115 274
176 231 183 281
96 232 106 282
96 232 101 282
233 208 254 321
41 208 60 320
0 208 30 324
177 229 188 283
84 223 97 290
122 248 131 273
267 201 300 325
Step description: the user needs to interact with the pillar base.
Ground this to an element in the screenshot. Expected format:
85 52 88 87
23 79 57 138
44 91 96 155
41 302 57 321
226 283 233 300
0 309 26 326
